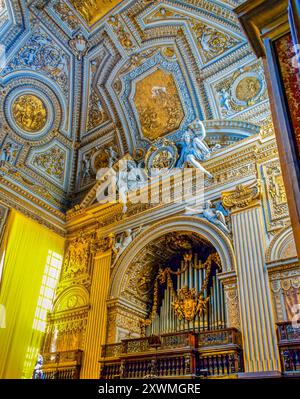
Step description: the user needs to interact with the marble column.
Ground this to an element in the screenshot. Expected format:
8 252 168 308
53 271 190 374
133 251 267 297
80 250 111 379
222 183 280 375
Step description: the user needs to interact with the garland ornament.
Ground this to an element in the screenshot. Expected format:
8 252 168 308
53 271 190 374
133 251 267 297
140 252 221 335
172 287 210 321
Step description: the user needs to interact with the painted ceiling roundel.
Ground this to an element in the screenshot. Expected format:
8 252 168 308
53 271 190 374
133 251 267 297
0 0 271 217
12 94 47 133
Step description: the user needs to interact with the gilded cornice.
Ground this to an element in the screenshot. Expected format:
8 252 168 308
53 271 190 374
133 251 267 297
267 257 300 274
1 131 277 236
204 134 278 177
0 176 65 218
65 134 279 233
217 270 238 285
0 186 66 236
0 166 67 209
47 305 90 323
11 163 67 199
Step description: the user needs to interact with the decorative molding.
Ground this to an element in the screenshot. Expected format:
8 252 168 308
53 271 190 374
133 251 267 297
109 216 237 299
266 226 298 262
222 181 261 210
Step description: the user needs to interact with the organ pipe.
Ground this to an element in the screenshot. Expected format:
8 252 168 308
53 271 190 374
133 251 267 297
149 253 226 336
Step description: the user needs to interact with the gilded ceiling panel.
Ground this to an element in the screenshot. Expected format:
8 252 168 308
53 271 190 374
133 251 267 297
12 94 47 133
142 6 244 66
27 142 69 188
69 0 123 25
133 69 185 141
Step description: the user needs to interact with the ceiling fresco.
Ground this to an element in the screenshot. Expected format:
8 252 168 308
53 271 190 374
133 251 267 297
133 68 185 141
0 0 271 216
69 0 124 26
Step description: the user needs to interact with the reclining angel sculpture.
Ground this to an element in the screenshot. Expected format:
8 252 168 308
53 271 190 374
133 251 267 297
176 119 213 179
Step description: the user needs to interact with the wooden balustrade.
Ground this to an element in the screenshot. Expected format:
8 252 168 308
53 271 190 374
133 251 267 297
100 328 243 379
35 350 83 379
277 322 300 375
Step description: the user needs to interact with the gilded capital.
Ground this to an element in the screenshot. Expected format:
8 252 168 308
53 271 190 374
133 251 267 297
91 233 115 254
222 181 261 210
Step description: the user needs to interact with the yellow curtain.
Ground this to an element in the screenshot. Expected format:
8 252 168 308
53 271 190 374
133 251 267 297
0 210 64 379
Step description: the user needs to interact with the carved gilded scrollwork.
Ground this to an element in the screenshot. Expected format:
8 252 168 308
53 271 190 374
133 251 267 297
260 159 289 232
91 232 115 255
222 182 261 210
106 303 145 344
268 264 300 323
44 310 89 354
62 234 91 279
172 287 209 321
221 275 240 330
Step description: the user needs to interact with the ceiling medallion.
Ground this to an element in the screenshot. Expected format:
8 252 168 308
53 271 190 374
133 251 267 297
145 138 178 177
12 94 47 133
235 76 262 104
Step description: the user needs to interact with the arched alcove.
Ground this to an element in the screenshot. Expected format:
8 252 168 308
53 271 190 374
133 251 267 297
106 216 236 344
110 216 236 299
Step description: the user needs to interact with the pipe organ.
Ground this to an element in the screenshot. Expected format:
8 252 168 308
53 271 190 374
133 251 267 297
143 252 226 336
100 251 244 379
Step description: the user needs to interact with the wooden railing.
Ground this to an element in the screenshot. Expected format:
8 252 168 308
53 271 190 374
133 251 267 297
277 322 300 375
35 350 83 379
100 328 243 379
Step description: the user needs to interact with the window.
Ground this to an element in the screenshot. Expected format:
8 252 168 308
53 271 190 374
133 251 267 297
23 346 39 378
32 251 62 333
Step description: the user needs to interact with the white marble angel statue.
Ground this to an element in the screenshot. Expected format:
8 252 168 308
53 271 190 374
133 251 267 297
111 226 143 267
185 200 230 234
82 154 91 179
176 119 213 179
203 200 230 234
111 229 132 267
113 229 133 255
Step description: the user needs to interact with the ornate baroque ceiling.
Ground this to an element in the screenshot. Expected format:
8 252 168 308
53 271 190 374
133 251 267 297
0 0 271 221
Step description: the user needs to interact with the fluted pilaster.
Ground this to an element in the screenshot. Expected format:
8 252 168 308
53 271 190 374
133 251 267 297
80 251 111 378
223 183 280 374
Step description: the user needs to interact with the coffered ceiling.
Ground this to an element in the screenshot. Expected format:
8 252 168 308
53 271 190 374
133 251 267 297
0 0 271 220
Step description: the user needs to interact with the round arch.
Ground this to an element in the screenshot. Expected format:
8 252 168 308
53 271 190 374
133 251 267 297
266 226 297 262
109 216 236 299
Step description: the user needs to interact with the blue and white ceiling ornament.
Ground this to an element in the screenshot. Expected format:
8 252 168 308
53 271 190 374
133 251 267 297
118 49 200 151
26 139 70 190
0 0 270 213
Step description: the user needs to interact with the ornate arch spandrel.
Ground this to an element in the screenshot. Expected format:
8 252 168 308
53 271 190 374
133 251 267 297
266 225 298 262
109 216 236 299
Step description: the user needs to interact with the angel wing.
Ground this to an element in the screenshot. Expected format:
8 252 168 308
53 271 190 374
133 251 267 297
216 210 226 225
215 201 229 216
